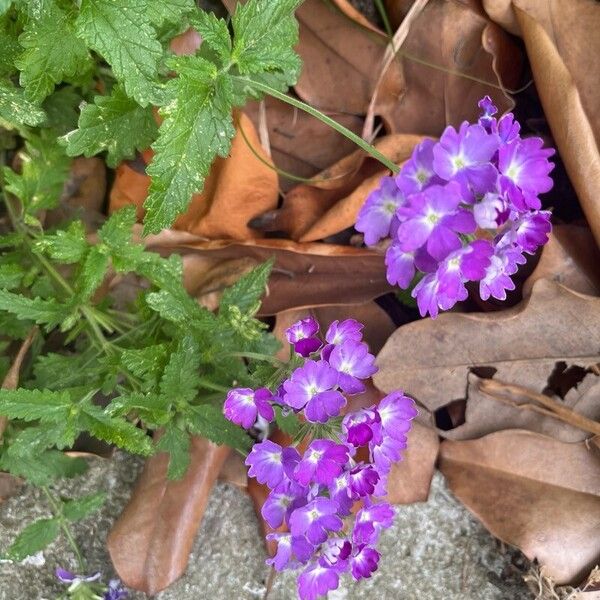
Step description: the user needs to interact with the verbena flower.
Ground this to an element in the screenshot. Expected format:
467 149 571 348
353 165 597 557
286 316 322 357
357 96 555 317
104 580 128 600
223 387 274 429
224 316 419 600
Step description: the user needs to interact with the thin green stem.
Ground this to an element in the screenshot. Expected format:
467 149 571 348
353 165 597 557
374 0 394 38
234 77 400 174
197 378 229 393
228 350 286 366
42 487 86 573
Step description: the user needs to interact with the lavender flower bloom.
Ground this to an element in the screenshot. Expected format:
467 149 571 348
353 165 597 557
385 243 415 288
477 96 497 131
370 427 408 475
319 537 352 570
348 464 380 498
496 112 521 144
321 318 364 361
245 440 299 489
104 580 128 600
342 408 379 447
55 568 101 585
353 502 395 545
328 341 377 394
294 439 348 486
350 545 380 580
356 176 406 246
286 317 322 357
433 122 499 197
297 562 340 600
289 497 344 545
504 210 552 254
479 244 526 301
267 533 314 571
395 138 438 195
396 182 477 261
283 360 346 423
262 481 307 529
473 193 509 229
328 472 354 516
223 387 274 429
377 391 418 440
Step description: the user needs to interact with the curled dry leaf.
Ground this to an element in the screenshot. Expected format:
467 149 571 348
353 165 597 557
145 235 392 315
107 438 230 595
109 112 278 240
374 279 600 432
523 225 600 297
439 429 600 585
251 133 424 241
244 98 364 192
480 0 600 245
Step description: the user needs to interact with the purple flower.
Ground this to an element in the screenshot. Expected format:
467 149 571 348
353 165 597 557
473 193 509 229
319 537 352 570
353 502 395 545
478 95 497 131
297 562 340 600
262 481 307 529
342 408 379 447
479 243 526 301
496 112 521 144
411 273 442 318
350 545 380 580
104 580 128 600
289 497 344 545
385 243 415 288
55 568 101 585
321 318 364 361
498 137 554 200
348 464 380 498
356 176 405 246
328 472 354 516
433 122 499 197
370 427 408 475
223 387 274 429
395 138 438 195
328 341 377 394
377 391 417 440
505 210 552 254
294 439 348 487
267 533 314 570
396 182 476 261
286 317 322 357
245 440 299 489
283 360 346 423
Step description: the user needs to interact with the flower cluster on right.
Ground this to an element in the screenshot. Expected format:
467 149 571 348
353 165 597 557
356 96 555 317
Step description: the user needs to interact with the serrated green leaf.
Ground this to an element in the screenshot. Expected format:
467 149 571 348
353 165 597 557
274 404 301 437
147 0 194 28
0 388 73 422
8 421 77 455
159 335 200 405
35 220 87 263
220 258 273 315
120 344 167 380
78 400 153 455
63 86 157 167
0 289 66 328
3 518 60 561
16 1 92 102
62 491 106 521
145 288 215 333
0 80 46 127
0 262 25 289
191 10 231 66
156 422 190 479
107 392 170 424
143 57 235 233
231 0 301 91
42 86 81 135
185 403 251 452
75 0 162 106
0 448 87 486
75 246 109 300
0 16 21 77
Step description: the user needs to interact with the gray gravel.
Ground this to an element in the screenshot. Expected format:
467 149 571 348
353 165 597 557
0 453 531 600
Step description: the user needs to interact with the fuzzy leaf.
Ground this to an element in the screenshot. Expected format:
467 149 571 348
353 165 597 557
0 388 73 422
220 258 273 315
191 10 231 65
147 0 194 27
0 448 87 486
159 335 201 405
143 56 235 233
3 518 60 561
75 246 110 300
63 86 157 167
0 81 45 127
35 220 87 263
16 2 91 102
185 403 251 452
0 263 25 290
0 289 66 328
156 423 190 479
62 491 107 521
75 0 162 106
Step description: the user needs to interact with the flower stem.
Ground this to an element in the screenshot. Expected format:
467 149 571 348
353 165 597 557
233 77 400 174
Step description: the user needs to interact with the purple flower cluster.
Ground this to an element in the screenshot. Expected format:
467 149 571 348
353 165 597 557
55 568 128 599
223 317 418 600
356 97 554 317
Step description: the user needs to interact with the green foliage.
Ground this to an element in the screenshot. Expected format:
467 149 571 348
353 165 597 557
2 517 60 560
62 491 107 521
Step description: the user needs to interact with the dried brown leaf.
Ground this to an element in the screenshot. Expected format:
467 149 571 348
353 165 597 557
107 438 230 595
439 430 600 584
374 279 600 426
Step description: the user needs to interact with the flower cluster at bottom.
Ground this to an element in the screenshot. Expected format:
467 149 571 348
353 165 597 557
223 317 418 600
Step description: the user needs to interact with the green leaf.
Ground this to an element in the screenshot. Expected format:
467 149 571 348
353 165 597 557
220 258 273 315
191 10 231 66
185 403 251 452
0 448 87 486
63 86 157 167
0 289 66 328
42 86 81 135
75 0 163 106
156 422 190 479
274 405 301 437
231 0 302 91
120 344 167 381
0 80 46 127
35 220 88 263
78 400 153 455
16 1 91 102
3 518 60 561
0 262 25 289
0 388 73 422
159 335 200 405
107 392 170 424
143 57 235 233
145 288 215 332
0 16 21 77
62 491 106 521
147 0 194 28
74 246 109 300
